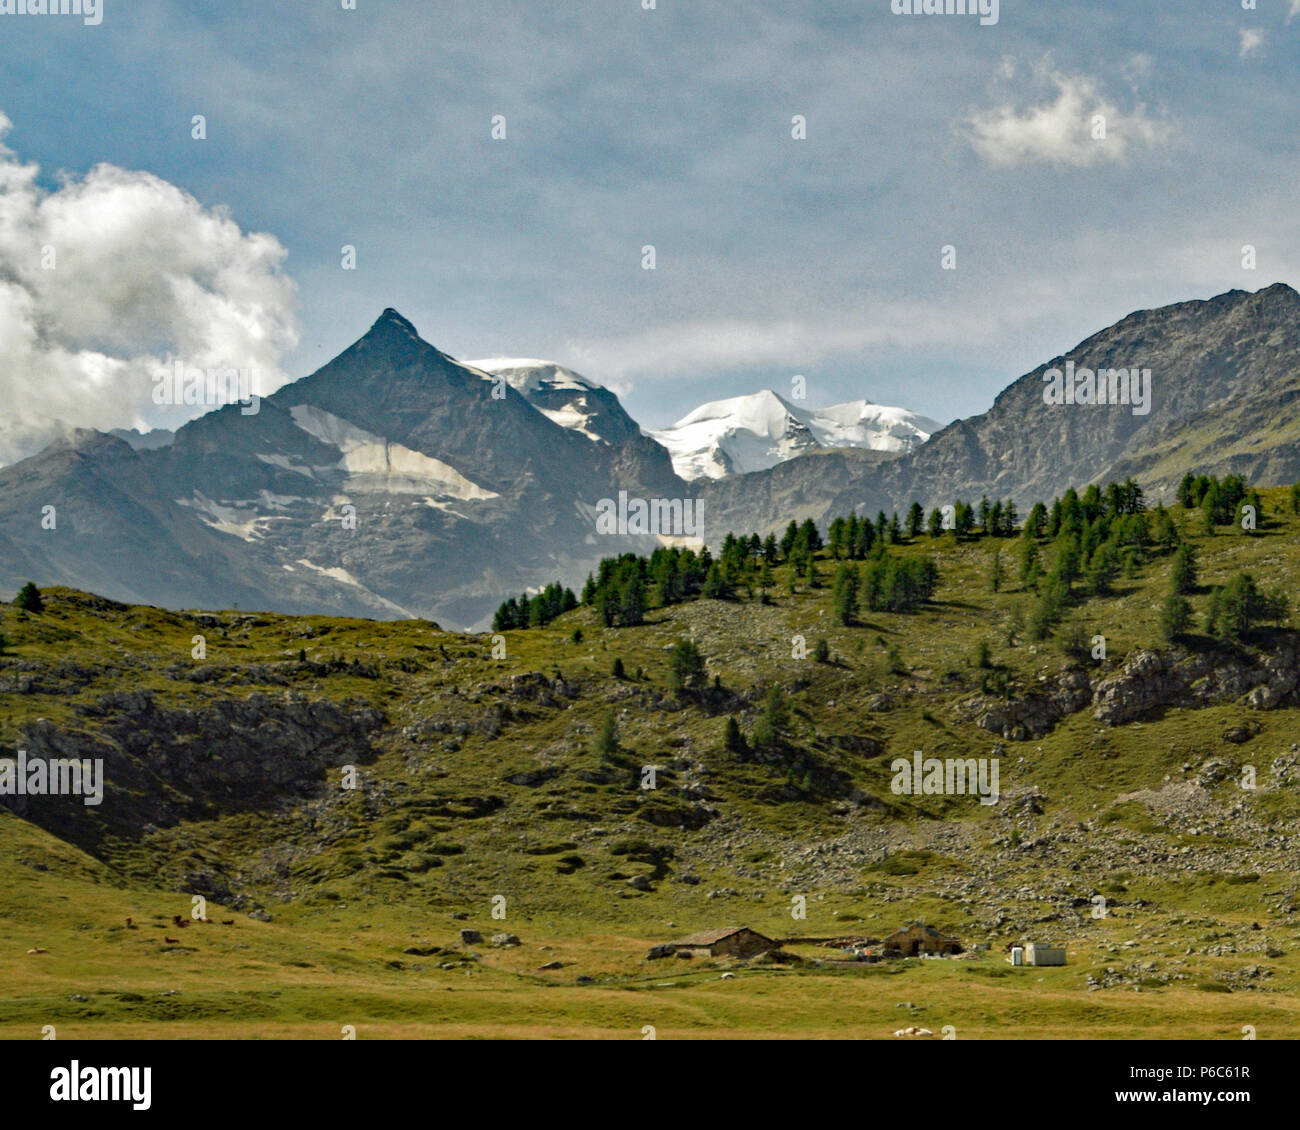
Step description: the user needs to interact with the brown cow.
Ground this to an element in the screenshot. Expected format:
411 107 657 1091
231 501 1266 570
164 936 180 944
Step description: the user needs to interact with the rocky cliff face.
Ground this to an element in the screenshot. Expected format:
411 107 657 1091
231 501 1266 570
4 691 384 850
958 639 1300 741
1092 641 1300 724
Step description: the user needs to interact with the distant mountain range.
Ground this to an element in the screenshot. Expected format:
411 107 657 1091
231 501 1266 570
2 283 1299 628
0 311 684 629
648 390 938 480
696 283 1300 540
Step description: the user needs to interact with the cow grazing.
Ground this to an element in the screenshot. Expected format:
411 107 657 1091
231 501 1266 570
164 937 180 944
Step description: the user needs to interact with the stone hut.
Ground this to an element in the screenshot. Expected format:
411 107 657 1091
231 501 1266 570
671 926 777 959
884 921 964 957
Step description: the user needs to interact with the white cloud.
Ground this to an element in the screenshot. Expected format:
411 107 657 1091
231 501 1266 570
1239 29 1266 58
1291 1 1300 22
960 61 1172 168
563 303 1002 388
0 111 299 465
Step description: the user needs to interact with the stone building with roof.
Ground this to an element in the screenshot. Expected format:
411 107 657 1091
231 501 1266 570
670 926 777 959
884 921 964 957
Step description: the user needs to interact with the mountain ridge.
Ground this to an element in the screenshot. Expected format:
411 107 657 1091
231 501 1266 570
3 284 1299 624
698 282 1300 539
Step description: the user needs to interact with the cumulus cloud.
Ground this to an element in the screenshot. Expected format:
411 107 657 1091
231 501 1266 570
1239 29 1266 59
0 111 298 465
959 60 1172 168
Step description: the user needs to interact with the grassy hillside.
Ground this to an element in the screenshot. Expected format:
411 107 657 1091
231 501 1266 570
2 487 1299 1039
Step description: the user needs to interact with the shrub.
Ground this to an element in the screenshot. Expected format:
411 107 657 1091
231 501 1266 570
14 582 43 614
1018 536 1041 591
1158 594 1192 642
1029 574 1069 640
987 549 1003 593
593 712 619 756
1058 618 1087 660
1204 573 1288 641
886 643 906 675
702 564 732 600
668 638 707 690
831 563 859 626
861 555 938 613
1085 543 1120 596
723 716 747 756
493 582 576 631
1169 543 1197 595
752 685 789 748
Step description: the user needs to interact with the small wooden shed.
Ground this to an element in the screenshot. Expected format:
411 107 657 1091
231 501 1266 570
671 926 776 958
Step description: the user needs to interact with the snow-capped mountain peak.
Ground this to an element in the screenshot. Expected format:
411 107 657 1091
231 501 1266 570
650 389 939 480
807 398 941 452
465 358 606 441
649 391 815 479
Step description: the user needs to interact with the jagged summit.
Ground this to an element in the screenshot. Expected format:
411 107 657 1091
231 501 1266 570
367 307 421 340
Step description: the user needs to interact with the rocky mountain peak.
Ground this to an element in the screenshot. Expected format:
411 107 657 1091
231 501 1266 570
369 307 421 339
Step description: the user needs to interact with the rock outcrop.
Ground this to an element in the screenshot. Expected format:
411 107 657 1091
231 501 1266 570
955 639 1300 740
5 690 384 848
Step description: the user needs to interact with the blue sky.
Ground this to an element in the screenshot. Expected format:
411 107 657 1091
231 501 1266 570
0 0 1297 454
